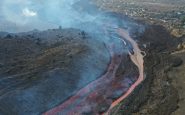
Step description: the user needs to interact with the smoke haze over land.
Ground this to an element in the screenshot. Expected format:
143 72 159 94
0 0 100 32
0 0 144 35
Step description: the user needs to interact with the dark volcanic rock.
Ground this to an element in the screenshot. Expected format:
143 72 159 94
0 24 180 115
0 29 110 115
110 25 179 115
140 25 178 53
171 57 183 67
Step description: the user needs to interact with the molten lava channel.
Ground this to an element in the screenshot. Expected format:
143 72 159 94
43 27 145 115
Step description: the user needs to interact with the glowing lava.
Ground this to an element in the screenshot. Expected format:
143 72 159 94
104 28 145 115
43 27 145 115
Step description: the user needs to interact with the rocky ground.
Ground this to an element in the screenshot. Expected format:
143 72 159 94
94 0 185 37
109 25 182 115
93 0 185 115
170 52 185 115
0 25 183 115
0 29 111 114
0 1 185 115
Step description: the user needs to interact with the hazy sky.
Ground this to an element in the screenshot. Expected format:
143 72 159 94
0 0 89 32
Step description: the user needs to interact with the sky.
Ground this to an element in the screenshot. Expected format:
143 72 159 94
0 0 90 32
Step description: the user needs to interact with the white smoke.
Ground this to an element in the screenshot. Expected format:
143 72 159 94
0 0 98 32
0 0 145 35
22 8 37 17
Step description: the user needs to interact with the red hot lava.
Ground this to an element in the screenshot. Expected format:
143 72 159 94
43 27 145 115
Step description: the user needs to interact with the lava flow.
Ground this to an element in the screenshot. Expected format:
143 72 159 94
104 28 145 115
43 27 145 115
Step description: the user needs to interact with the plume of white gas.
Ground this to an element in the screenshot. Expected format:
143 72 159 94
0 0 145 35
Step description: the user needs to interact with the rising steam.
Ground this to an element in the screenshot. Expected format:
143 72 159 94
0 0 144 34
